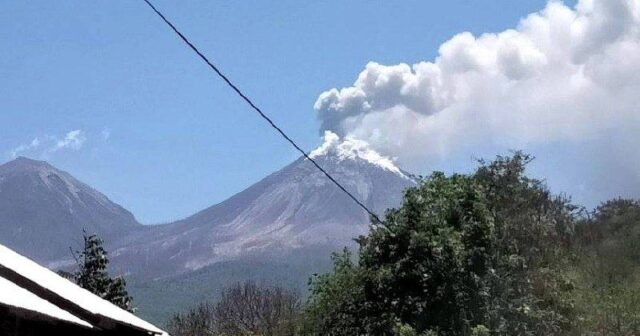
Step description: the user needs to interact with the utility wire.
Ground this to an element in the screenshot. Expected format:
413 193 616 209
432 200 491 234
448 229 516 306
141 0 383 224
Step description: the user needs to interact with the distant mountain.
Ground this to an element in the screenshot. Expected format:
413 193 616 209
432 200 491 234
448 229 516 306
112 140 415 284
112 136 416 280
0 157 141 263
0 138 416 324
120 136 416 322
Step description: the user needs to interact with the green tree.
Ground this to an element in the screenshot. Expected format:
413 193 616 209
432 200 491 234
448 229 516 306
73 233 134 312
302 249 370 335
305 172 494 335
475 153 578 335
360 172 493 335
303 153 578 336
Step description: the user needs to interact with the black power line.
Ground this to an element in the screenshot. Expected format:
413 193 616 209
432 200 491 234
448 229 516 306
141 0 383 224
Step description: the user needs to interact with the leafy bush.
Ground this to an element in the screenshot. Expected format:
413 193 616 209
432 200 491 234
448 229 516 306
303 153 579 335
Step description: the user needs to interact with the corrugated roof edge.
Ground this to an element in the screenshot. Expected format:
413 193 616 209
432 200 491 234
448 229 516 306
0 243 168 336
0 276 94 329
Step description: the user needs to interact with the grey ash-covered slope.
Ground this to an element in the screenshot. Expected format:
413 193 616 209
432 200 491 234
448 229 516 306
0 157 141 262
112 136 416 280
124 136 417 322
0 141 416 322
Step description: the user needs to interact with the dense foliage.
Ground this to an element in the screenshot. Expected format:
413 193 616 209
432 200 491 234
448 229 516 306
304 171 495 335
72 233 134 312
572 199 640 334
303 153 637 336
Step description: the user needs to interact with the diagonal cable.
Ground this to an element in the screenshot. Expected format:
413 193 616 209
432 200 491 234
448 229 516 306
141 0 383 224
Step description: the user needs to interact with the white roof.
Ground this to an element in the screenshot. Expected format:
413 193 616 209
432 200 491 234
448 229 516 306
0 276 93 328
0 243 167 335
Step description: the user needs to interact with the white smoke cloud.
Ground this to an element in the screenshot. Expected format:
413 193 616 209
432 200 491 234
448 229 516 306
310 130 407 177
314 0 640 173
9 130 87 159
10 138 41 159
51 130 86 153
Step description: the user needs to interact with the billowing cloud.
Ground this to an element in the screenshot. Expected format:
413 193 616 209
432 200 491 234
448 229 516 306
9 130 86 159
314 0 640 172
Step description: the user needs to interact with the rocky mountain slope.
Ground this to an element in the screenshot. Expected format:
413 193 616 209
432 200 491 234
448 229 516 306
0 137 416 322
111 134 415 280
0 157 141 263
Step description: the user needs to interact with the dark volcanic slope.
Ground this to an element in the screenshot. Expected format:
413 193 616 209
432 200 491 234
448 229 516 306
112 138 416 280
0 157 141 262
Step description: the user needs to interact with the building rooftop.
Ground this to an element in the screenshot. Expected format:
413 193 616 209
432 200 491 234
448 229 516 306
0 243 168 336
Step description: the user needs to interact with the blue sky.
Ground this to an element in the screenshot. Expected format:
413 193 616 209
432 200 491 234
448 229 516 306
5 0 640 224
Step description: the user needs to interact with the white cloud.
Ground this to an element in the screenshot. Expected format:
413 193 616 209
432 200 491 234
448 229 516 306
8 130 87 159
101 128 111 142
10 138 41 159
314 0 640 172
51 130 86 153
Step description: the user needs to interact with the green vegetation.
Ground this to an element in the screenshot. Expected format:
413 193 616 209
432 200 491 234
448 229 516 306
303 153 576 335
572 199 640 334
169 153 640 335
71 233 135 312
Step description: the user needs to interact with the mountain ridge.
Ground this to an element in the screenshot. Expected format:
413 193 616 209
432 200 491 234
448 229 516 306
110 149 415 280
0 144 417 322
0 156 141 262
